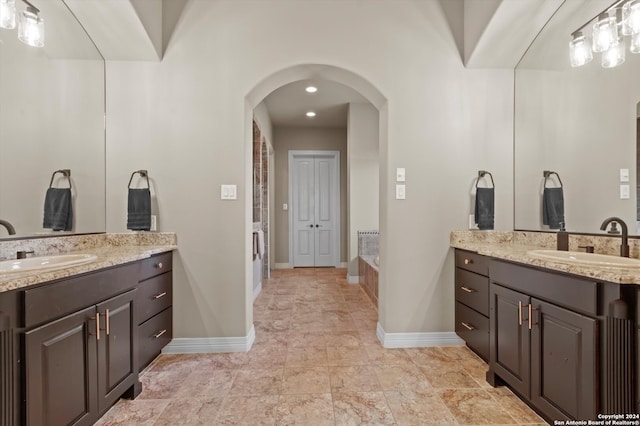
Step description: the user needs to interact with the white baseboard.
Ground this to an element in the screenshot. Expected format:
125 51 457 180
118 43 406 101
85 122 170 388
274 263 290 269
163 325 256 354
376 323 464 348
253 282 262 302
347 274 360 284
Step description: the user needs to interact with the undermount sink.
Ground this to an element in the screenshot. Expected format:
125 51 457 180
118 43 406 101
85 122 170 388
0 254 98 274
527 249 640 269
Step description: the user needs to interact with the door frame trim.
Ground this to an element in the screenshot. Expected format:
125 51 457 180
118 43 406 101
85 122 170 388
288 150 341 268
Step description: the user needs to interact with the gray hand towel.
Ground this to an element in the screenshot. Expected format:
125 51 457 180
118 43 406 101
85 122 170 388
475 187 494 230
542 187 564 229
43 188 73 231
127 188 151 231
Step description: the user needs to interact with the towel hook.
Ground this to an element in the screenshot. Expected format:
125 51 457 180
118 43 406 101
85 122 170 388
128 170 150 189
543 170 563 188
476 170 495 189
49 169 72 189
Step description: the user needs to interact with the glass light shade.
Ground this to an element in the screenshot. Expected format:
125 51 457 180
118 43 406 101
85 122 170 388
592 15 619 52
0 0 15 30
602 38 626 68
623 0 640 35
631 32 640 53
18 8 43 47
569 33 593 67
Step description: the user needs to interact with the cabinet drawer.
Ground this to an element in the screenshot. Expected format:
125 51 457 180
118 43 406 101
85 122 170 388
455 250 488 276
137 272 172 325
455 301 489 361
139 252 172 282
139 307 172 370
455 268 489 316
24 263 138 328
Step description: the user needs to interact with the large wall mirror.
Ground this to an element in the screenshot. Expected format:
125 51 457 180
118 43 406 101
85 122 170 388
515 0 640 235
0 0 105 239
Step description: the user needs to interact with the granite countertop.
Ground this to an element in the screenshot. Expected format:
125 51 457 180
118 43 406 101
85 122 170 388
0 233 177 293
450 230 640 285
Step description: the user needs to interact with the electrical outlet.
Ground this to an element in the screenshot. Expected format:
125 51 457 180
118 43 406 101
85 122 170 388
395 184 406 200
221 184 237 200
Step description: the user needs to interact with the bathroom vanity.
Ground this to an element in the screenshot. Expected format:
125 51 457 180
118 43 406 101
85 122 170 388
0 237 175 426
454 244 638 422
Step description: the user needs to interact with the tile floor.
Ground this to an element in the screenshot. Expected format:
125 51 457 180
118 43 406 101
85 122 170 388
97 267 547 425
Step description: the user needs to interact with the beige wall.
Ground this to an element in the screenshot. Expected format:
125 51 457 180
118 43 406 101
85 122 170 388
347 103 379 278
272 126 348 265
104 0 514 339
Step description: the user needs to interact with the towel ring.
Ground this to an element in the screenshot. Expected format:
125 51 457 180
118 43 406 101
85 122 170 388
49 169 72 189
543 170 563 188
476 170 494 189
128 170 150 189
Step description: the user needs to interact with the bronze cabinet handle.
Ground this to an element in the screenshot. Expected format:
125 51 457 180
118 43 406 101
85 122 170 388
155 262 163 269
153 292 167 299
91 313 101 340
464 258 473 265
518 301 523 326
528 304 538 330
461 322 475 331
105 309 110 336
460 286 476 293
153 329 167 339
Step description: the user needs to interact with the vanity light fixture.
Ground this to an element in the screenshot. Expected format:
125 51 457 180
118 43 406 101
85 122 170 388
305 111 316 118
0 0 43 47
305 86 318 93
570 0 639 68
0 0 16 29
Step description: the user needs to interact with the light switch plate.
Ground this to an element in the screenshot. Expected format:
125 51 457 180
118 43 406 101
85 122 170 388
283 203 288 211
620 168 630 182
221 184 237 200
395 184 406 200
396 168 406 182
620 184 630 199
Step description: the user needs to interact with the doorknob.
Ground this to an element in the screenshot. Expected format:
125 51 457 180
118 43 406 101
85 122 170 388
308 224 314 228
315 224 320 228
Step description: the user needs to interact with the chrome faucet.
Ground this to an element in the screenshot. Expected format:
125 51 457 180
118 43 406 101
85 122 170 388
600 217 629 257
0 220 16 235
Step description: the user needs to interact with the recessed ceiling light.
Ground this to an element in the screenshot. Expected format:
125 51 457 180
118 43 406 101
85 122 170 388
306 111 316 118
305 86 318 93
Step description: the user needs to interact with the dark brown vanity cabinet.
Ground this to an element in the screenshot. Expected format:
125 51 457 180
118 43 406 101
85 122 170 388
454 250 490 360
487 259 635 422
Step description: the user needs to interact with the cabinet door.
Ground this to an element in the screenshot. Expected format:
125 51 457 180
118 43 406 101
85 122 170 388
97 289 137 413
531 298 597 421
490 284 530 398
25 306 98 426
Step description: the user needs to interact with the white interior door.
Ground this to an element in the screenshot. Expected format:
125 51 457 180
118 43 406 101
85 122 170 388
289 151 340 267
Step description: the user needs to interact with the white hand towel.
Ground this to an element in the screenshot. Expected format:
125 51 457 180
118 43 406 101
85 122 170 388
256 229 265 259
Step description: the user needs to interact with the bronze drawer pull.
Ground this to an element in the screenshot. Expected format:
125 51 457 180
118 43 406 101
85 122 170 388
528 304 538 330
463 258 473 265
155 262 163 269
461 322 475 331
105 309 110 336
153 329 167 339
153 292 167 299
90 313 100 341
460 286 476 293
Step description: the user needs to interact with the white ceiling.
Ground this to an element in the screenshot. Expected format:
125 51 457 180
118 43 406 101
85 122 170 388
263 79 368 128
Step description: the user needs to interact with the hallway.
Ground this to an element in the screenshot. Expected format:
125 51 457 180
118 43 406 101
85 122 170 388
97 268 545 425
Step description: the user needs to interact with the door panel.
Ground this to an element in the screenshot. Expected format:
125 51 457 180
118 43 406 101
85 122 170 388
25 306 97 426
291 152 339 267
531 298 597 421
490 283 530 398
292 156 315 267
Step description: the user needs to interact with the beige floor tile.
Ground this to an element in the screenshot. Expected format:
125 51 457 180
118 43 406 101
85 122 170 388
364 343 413 365
326 345 370 366
326 330 364 347
174 369 237 399
275 393 335 426
329 365 382 392
419 363 482 389
282 366 331 394
152 397 224 425
286 331 327 348
439 388 518 424
286 346 329 367
229 368 284 396
137 370 191 400
374 364 432 391
385 389 457 425
95 399 170 426
489 394 546 424
332 391 395 425
215 395 279 425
